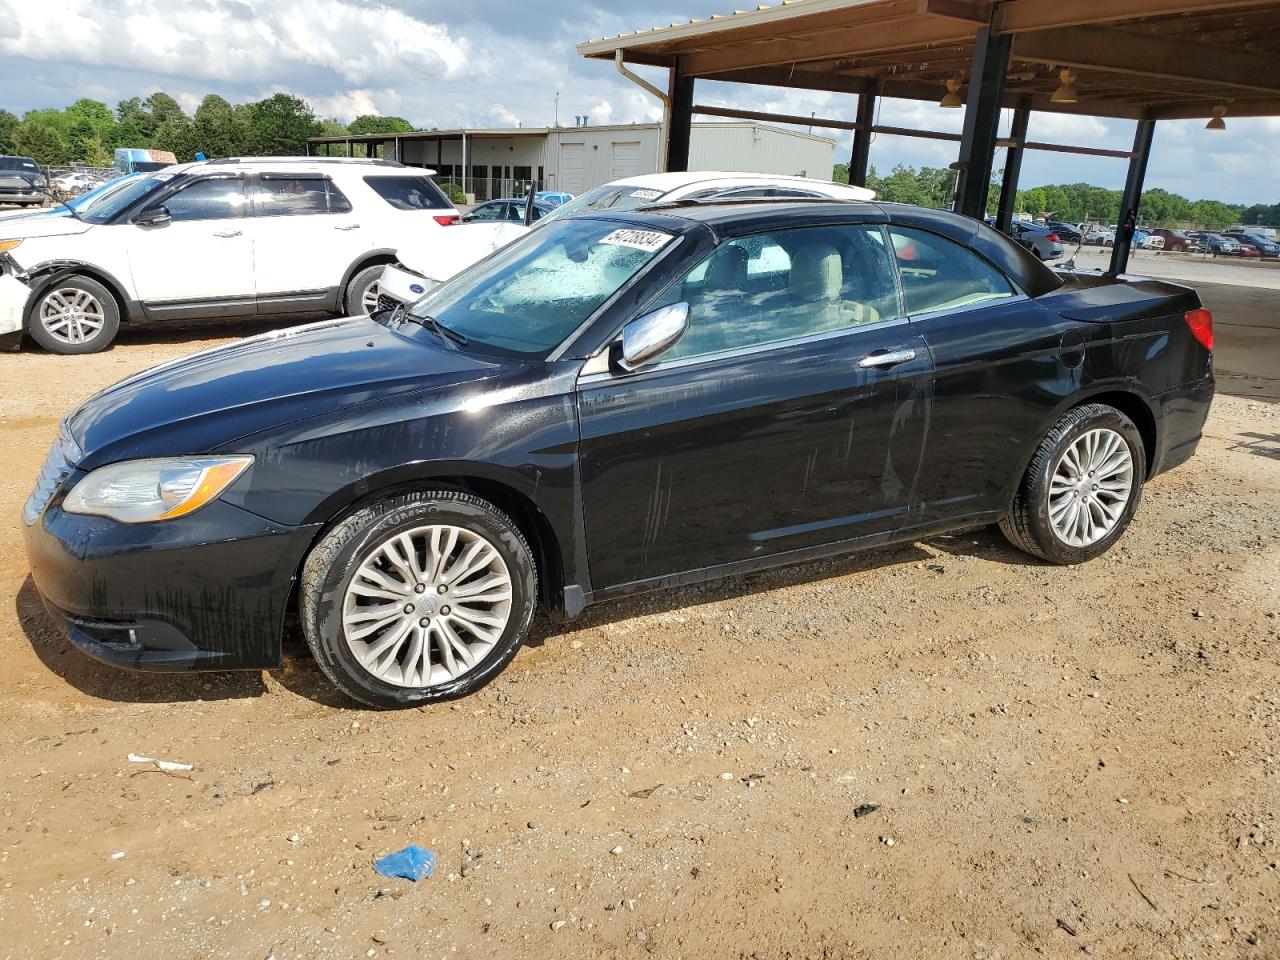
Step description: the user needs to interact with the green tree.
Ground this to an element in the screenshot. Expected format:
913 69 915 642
115 97 156 145
65 99 117 162
144 92 187 125
315 118 350 157
242 93 319 155
347 114 414 135
14 118 70 164
1189 199 1237 230
0 110 18 154
192 94 245 157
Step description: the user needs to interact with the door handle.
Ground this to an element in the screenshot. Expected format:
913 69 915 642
858 348 917 369
334 224 361 231
212 229 242 238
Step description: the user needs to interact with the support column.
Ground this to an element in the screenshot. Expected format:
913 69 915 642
1109 118 1156 276
995 98 1030 234
849 81 878 188
954 26 1011 220
666 62 695 173
436 138 443 175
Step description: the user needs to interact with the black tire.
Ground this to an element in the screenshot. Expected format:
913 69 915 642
26 275 120 354
999 403 1146 565
343 264 385 316
300 488 538 708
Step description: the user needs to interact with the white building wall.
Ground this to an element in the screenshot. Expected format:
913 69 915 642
689 123 836 179
383 121 837 199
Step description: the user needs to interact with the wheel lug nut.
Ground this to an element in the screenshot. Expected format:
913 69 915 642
441 605 451 615
419 617 430 627
414 583 426 594
402 603 415 614
437 584 448 594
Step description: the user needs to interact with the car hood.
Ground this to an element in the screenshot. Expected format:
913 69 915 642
0 215 93 240
399 222 527 280
66 316 508 469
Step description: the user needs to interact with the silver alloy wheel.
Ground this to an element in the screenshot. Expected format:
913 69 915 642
342 524 513 687
361 279 381 314
1048 427 1134 548
39 287 105 345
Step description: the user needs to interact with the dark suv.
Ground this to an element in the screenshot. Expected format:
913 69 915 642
0 155 47 206
1225 231 1280 259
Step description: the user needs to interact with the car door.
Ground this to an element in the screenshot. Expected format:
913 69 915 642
250 173 368 312
125 174 255 316
577 222 934 590
889 225 1074 525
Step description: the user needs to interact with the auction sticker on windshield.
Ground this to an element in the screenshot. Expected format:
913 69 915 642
599 228 673 252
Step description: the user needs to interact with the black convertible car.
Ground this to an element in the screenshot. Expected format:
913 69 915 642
23 200 1214 708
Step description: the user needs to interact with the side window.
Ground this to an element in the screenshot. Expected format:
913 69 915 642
364 175 452 211
255 177 343 216
889 227 1014 315
162 178 246 222
469 203 503 221
651 223 903 362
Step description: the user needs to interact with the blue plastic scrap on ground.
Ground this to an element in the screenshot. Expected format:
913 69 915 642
373 845 436 881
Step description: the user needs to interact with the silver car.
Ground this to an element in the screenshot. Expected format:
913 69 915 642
1008 221 1066 261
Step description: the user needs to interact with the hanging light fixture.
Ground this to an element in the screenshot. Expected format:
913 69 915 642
1206 105 1227 131
1050 69 1078 104
939 78 964 108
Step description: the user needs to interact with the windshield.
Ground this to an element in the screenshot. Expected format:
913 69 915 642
0 157 38 172
79 173 175 224
67 175 141 212
536 183 668 228
408 218 677 356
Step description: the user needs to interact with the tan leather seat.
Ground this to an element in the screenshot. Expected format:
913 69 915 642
782 243 879 337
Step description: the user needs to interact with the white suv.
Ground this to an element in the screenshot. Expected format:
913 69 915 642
376 171 876 310
0 157 460 354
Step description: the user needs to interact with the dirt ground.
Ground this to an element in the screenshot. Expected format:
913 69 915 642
0 314 1277 960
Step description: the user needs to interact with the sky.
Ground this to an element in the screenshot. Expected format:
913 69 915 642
1 0 1276 205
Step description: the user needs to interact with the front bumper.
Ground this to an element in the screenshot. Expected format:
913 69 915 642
0 273 31 350
378 262 439 308
0 189 43 203
23 495 320 671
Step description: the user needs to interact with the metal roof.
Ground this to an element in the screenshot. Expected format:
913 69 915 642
579 0 1280 120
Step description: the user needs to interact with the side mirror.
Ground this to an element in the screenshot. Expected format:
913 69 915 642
616 302 690 372
136 205 171 226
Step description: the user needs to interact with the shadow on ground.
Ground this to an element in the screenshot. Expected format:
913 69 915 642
20 524 1034 708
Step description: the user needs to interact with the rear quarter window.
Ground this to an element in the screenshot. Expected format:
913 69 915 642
364 175 452 211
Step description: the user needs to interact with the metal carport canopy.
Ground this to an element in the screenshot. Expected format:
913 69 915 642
578 0 1280 273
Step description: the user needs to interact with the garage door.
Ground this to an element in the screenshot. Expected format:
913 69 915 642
559 143 585 195
610 141 642 181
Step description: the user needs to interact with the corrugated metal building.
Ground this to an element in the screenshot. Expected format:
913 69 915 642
308 121 835 201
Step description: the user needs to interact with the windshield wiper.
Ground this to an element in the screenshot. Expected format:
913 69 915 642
403 311 469 347
58 200 81 220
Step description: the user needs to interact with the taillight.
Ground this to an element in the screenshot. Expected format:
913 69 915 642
1184 308 1213 351
433 214 460 226
1047 232 1060 242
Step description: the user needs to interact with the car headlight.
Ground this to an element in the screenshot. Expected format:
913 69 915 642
63 456 253 523
33 176 46 188
0 239 21 253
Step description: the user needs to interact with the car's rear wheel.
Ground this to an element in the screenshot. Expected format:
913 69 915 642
27 276 120 354
999 403 1146 565
343 264 385 316
300 489 538 708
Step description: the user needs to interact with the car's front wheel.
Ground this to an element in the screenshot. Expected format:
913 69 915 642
300 489 538 708
999 403 1146 565
27 276 120 354
343 264 385 316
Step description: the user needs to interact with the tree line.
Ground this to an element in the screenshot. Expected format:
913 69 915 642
835 162 1276 229
0 92 414 168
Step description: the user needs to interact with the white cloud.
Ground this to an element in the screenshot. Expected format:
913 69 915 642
0 0 471 87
